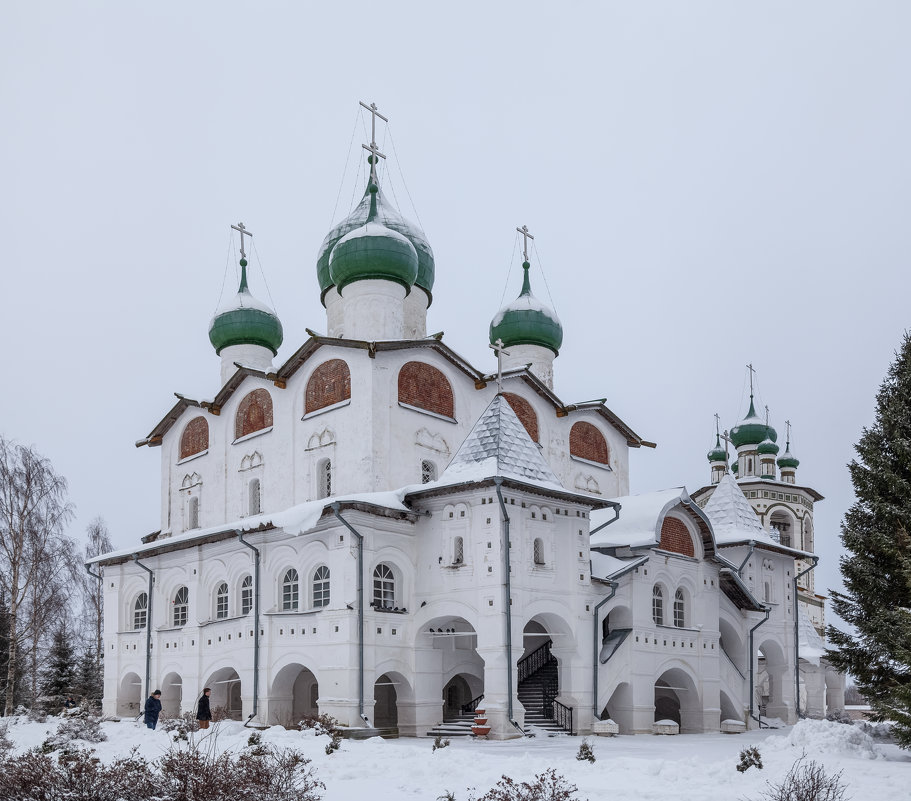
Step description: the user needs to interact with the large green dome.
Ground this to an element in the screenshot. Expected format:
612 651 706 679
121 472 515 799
489 262 563 355
730 397 778 448
317 178 434 304
209 260 283 356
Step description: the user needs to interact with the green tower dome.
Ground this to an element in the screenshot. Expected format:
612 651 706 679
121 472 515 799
730 396 778 448
489 262 563 355
209 259 283 356
707 433 727 463
731 460 739 474
757 436 780 456
317 177 434 304
778 444 800 470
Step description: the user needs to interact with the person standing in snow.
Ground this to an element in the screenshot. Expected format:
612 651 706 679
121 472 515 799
195 687 212 729
143 690 162 729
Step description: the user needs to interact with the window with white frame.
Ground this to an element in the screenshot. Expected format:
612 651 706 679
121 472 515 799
282 568 299 611
421 459 437 484
533 538 545 566
241 575 253 615
318 459 332 499
313 566 330 608
133 593 148 630
187 496 200 530
173 586 188 627
652 585 664 626
453 536 464 565
215 582 229 619
248 478 261 516
673 588 685 628
373 563 395 608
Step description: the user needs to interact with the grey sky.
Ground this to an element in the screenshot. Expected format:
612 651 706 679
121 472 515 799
3 2 909 626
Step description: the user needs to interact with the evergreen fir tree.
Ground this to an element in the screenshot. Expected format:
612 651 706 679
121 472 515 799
39 625 77 703
827 332 911 748
75 645 103 704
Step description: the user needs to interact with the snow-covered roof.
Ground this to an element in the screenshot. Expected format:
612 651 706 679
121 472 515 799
703 474 772 545
798 607 827 666
590 487 695 549
590 552 648 582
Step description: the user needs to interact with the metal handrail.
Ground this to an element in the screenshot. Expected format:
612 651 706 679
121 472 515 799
552 699 573 734
461 694 485 715
517 640 552 683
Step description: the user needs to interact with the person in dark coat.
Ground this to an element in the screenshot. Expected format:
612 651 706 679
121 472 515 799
196 687 212 729
144 690 162 729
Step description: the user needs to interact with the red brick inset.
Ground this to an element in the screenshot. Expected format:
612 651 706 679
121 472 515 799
180 416 209 460
659 517 695 557
570 421 610 465
305 359 351 415
398 361 455 419
235 388 273 440
503 392 538 442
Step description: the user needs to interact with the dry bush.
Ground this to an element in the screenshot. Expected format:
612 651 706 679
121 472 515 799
42 713 107 751
299 713 341 736
469 769 585 801
432 735 450 751
161 711 201 742
752 754 849 801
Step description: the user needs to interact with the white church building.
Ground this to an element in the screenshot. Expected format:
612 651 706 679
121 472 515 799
89 108 843 737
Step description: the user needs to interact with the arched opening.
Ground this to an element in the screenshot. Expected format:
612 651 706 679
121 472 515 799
603 682 633 732
769 510 795 548
117 672 142 717
442 674 472 720
418 615 483 728
270 663 319 726
720 689 741 725
520 614 574 731
719 618 746 677
205 667 242 720
756 639 790 723
654 667 701 732
373 673 398 729
160 671 183 718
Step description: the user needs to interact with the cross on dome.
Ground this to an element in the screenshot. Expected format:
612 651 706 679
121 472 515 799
231 222 253 260
516 225 534 262
489 337 511 394
360 100 388 184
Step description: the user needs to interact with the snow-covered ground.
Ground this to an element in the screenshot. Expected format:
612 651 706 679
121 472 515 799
2 716 908 801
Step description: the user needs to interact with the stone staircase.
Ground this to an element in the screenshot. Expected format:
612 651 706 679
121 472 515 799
517 660 567 734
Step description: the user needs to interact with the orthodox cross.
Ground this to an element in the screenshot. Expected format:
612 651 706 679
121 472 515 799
489 337 511 394
765 404 771 426
231 222 253 260
360 100 388 183
785 419 792 445
516 225 534 262
746 362 756 395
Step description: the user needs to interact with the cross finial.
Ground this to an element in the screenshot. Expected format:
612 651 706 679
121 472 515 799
489 338 511 394
764 404 770 426
785 419 792 446
360 100 388 184
720 427 734 464
746 362 756 396
516 225 534 262
231 222 253 260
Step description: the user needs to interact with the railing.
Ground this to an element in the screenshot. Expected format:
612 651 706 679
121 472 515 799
461 694 484 715
551 699 573 734
517 640 552 683
518 640 573 734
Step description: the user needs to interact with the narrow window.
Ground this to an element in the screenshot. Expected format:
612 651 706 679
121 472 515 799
248 478 261 516
373 564 395 609
187 496 199 530
533 538 545 566
282 569 299 611
652 585 663 626
421 459 437 484
764 581 772 603
673 589 685 628
313 566 330 608
318 459 332 499
133 593 148 630
216 582 229 619
453 536 464 565
173 586 188 627
241 575 253 616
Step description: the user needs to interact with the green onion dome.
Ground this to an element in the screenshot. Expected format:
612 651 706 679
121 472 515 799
778 444 800 470
209 259 283 356
317 178 434 304
731 460 739 474
757 437 780 456
489 261 563 355
730 396 778 448
707 434 728 463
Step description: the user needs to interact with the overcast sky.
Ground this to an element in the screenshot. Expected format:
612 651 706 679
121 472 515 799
3 2 909 629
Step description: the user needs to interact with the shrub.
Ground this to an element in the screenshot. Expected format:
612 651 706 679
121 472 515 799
42 713 107 751
324 730 342 755
0 721 13 756
438 793 457 801
248 731 262 747
469 769 585 801
752 754 848 801
737 746 764 773
433 735 451 751
299 713 341 737
825 710 854 726
575 740 595 763
161 711 200 742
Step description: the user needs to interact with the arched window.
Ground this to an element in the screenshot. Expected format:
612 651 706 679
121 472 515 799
173 587 188 627
215 582 229 619
240 575 253 616
453 536 464 565
187 496 200 531
235 388 273 440
305 359 351 414
313 566 330 608
569 421 610 465
248 478 261 516
533 538 545 565
180 417 209 460
502 392 538 442
133 593 148 630
318 458 332 499
652 585 664 626
282 569 299 611
373 564 395 609
421 460 437 484
398 361 455 418
673 589 685 628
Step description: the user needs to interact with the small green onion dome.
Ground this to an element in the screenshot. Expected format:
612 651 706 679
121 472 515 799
209 259 283 356
317 177 434 305
707 434 727 463
757 436 780 456
778 444 800 470
489 262 563 355
730 397 778 448
731 460 739 474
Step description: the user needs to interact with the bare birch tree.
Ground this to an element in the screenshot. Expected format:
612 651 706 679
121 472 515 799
81 517 112 668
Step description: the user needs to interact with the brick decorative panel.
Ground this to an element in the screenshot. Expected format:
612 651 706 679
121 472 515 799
503 392 538 442
659 517 695 557
570 421 610 465
305 359 351 414
235 388 274 439
180 416 209 460
398 361 454 419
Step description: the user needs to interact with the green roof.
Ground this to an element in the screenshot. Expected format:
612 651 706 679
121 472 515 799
757 437 780 456
730 396 778 448
778 443 800 469
707 433 727 463
209 259 283 355
489 262 563 355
